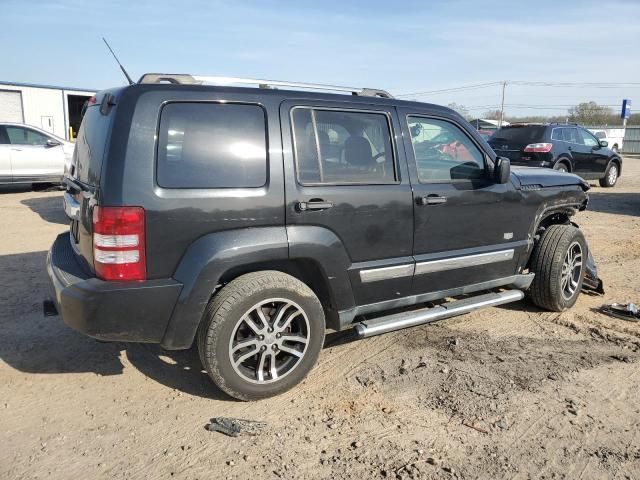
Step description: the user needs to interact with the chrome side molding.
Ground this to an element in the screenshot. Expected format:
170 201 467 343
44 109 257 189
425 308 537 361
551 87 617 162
358 249 515 283
359 264 414 283
415 249 514 275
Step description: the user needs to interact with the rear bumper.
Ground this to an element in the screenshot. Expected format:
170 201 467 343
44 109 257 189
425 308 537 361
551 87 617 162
46 233 183 343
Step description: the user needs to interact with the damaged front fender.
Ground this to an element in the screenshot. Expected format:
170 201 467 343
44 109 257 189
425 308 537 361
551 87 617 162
582 248 604 294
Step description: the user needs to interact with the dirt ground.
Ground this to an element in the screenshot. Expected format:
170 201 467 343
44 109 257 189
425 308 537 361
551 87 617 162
1 160 639 480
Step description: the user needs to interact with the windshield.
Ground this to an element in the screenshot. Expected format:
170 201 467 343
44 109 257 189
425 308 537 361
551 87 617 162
489 126 546 144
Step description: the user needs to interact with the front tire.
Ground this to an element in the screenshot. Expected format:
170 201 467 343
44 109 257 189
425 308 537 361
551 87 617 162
599 162 619 187
529 225 587 311
197 271 325 401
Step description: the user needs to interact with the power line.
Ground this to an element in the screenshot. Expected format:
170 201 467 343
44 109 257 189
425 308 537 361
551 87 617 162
396 81 502 97
398 80 640 98
510 80 640 88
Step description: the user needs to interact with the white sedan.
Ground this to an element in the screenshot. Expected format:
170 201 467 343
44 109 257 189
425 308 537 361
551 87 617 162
0 122 74 185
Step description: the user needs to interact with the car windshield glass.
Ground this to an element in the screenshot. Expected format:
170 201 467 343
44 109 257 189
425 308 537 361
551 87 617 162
489 126 546 144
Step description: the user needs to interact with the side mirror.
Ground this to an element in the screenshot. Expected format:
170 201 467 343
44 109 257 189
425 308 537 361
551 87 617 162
494 156 511 184
45 139 61 148
599 140 608 148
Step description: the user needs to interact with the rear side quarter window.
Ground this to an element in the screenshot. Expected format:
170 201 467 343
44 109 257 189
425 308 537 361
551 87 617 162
157 102 268 189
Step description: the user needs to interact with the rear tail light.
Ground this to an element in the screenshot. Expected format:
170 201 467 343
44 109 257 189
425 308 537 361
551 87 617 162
523 143 553 153
92 206 146 281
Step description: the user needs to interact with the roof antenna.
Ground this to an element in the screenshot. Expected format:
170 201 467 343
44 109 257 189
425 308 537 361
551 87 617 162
102 37 134 85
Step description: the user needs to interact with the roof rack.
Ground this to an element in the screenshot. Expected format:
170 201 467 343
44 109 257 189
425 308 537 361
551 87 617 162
137 73 393 98
549 122 578 126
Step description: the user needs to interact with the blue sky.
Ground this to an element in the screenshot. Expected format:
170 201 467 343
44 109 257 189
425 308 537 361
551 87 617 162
2 0 639 117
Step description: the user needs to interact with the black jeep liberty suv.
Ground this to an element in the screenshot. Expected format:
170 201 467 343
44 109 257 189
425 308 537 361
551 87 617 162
47 74 601 400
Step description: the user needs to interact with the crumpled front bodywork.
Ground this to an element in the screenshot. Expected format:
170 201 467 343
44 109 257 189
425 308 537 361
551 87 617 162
582 248 605 294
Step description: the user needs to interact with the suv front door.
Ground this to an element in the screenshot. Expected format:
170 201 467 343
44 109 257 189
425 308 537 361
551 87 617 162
398 109 530 296
5 126 62 182
561 127 592 176
0 126 11 183
578 127 609 175
281 100 414 307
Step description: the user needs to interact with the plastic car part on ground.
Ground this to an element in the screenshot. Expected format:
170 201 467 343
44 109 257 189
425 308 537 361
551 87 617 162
205 417 268 437
599 303 639 322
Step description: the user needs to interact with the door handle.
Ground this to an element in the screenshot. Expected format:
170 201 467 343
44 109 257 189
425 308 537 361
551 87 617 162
297 199 334 211
10 148 22 152
417 195 447 206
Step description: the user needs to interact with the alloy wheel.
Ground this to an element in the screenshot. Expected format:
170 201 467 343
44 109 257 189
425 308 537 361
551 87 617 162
607 165 618 185
228 298 310 384
560 241 583 300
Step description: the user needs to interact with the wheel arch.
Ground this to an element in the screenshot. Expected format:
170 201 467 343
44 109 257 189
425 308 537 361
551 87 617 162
160 226 355 349
525 204 583 270
608 156 622 176
555 156 573 172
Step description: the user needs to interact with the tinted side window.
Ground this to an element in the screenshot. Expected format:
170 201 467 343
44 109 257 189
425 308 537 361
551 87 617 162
551 128 563 141
157 103 267 189
292 108 395 185
6 127 49 146
564 128 581 144
579 128 598 147
408 117 485 182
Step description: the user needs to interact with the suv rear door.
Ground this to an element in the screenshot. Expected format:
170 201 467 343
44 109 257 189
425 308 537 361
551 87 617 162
398 107 530 296
280 99 414 307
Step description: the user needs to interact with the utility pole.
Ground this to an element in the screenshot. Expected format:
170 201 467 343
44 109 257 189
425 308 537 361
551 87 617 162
499 81 507 128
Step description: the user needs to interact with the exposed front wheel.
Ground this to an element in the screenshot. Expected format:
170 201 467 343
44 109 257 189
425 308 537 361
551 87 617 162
599 162 619 187
528 224 587 311
197 271 325 401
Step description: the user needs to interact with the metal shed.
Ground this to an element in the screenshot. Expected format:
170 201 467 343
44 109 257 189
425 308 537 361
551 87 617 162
0 80 96 141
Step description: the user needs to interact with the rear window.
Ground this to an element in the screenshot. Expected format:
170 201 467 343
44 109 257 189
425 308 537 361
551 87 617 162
157 102 267 189
74 105 114 185
489 126 546 144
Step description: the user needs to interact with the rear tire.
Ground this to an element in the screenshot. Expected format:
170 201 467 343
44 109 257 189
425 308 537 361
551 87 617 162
528 225 587 312
599 162 619 187
553 161 569 173
197 271 325 401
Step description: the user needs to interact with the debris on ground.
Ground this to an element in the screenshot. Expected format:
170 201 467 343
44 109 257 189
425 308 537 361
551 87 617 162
461 419 489 434
205 417 267 437
599 303 639 322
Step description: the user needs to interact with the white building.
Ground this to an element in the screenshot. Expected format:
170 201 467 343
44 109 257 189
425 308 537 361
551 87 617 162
0 81 96 141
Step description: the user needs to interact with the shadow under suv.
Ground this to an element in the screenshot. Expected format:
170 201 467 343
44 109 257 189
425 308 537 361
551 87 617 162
488 123 622 187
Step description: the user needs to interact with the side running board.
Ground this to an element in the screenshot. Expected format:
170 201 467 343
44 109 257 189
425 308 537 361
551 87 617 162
354 290 524 338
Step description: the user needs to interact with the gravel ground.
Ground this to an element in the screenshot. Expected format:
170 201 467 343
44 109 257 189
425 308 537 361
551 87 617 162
1 159 639 480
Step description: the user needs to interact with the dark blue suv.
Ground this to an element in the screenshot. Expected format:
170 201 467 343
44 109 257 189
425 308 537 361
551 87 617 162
489 123 622 187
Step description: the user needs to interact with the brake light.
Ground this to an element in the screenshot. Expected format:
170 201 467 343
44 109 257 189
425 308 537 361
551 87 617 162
523 143 553 153
92 206 146 281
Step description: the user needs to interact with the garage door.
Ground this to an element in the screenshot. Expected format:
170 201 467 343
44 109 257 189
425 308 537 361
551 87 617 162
0 90 24 123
